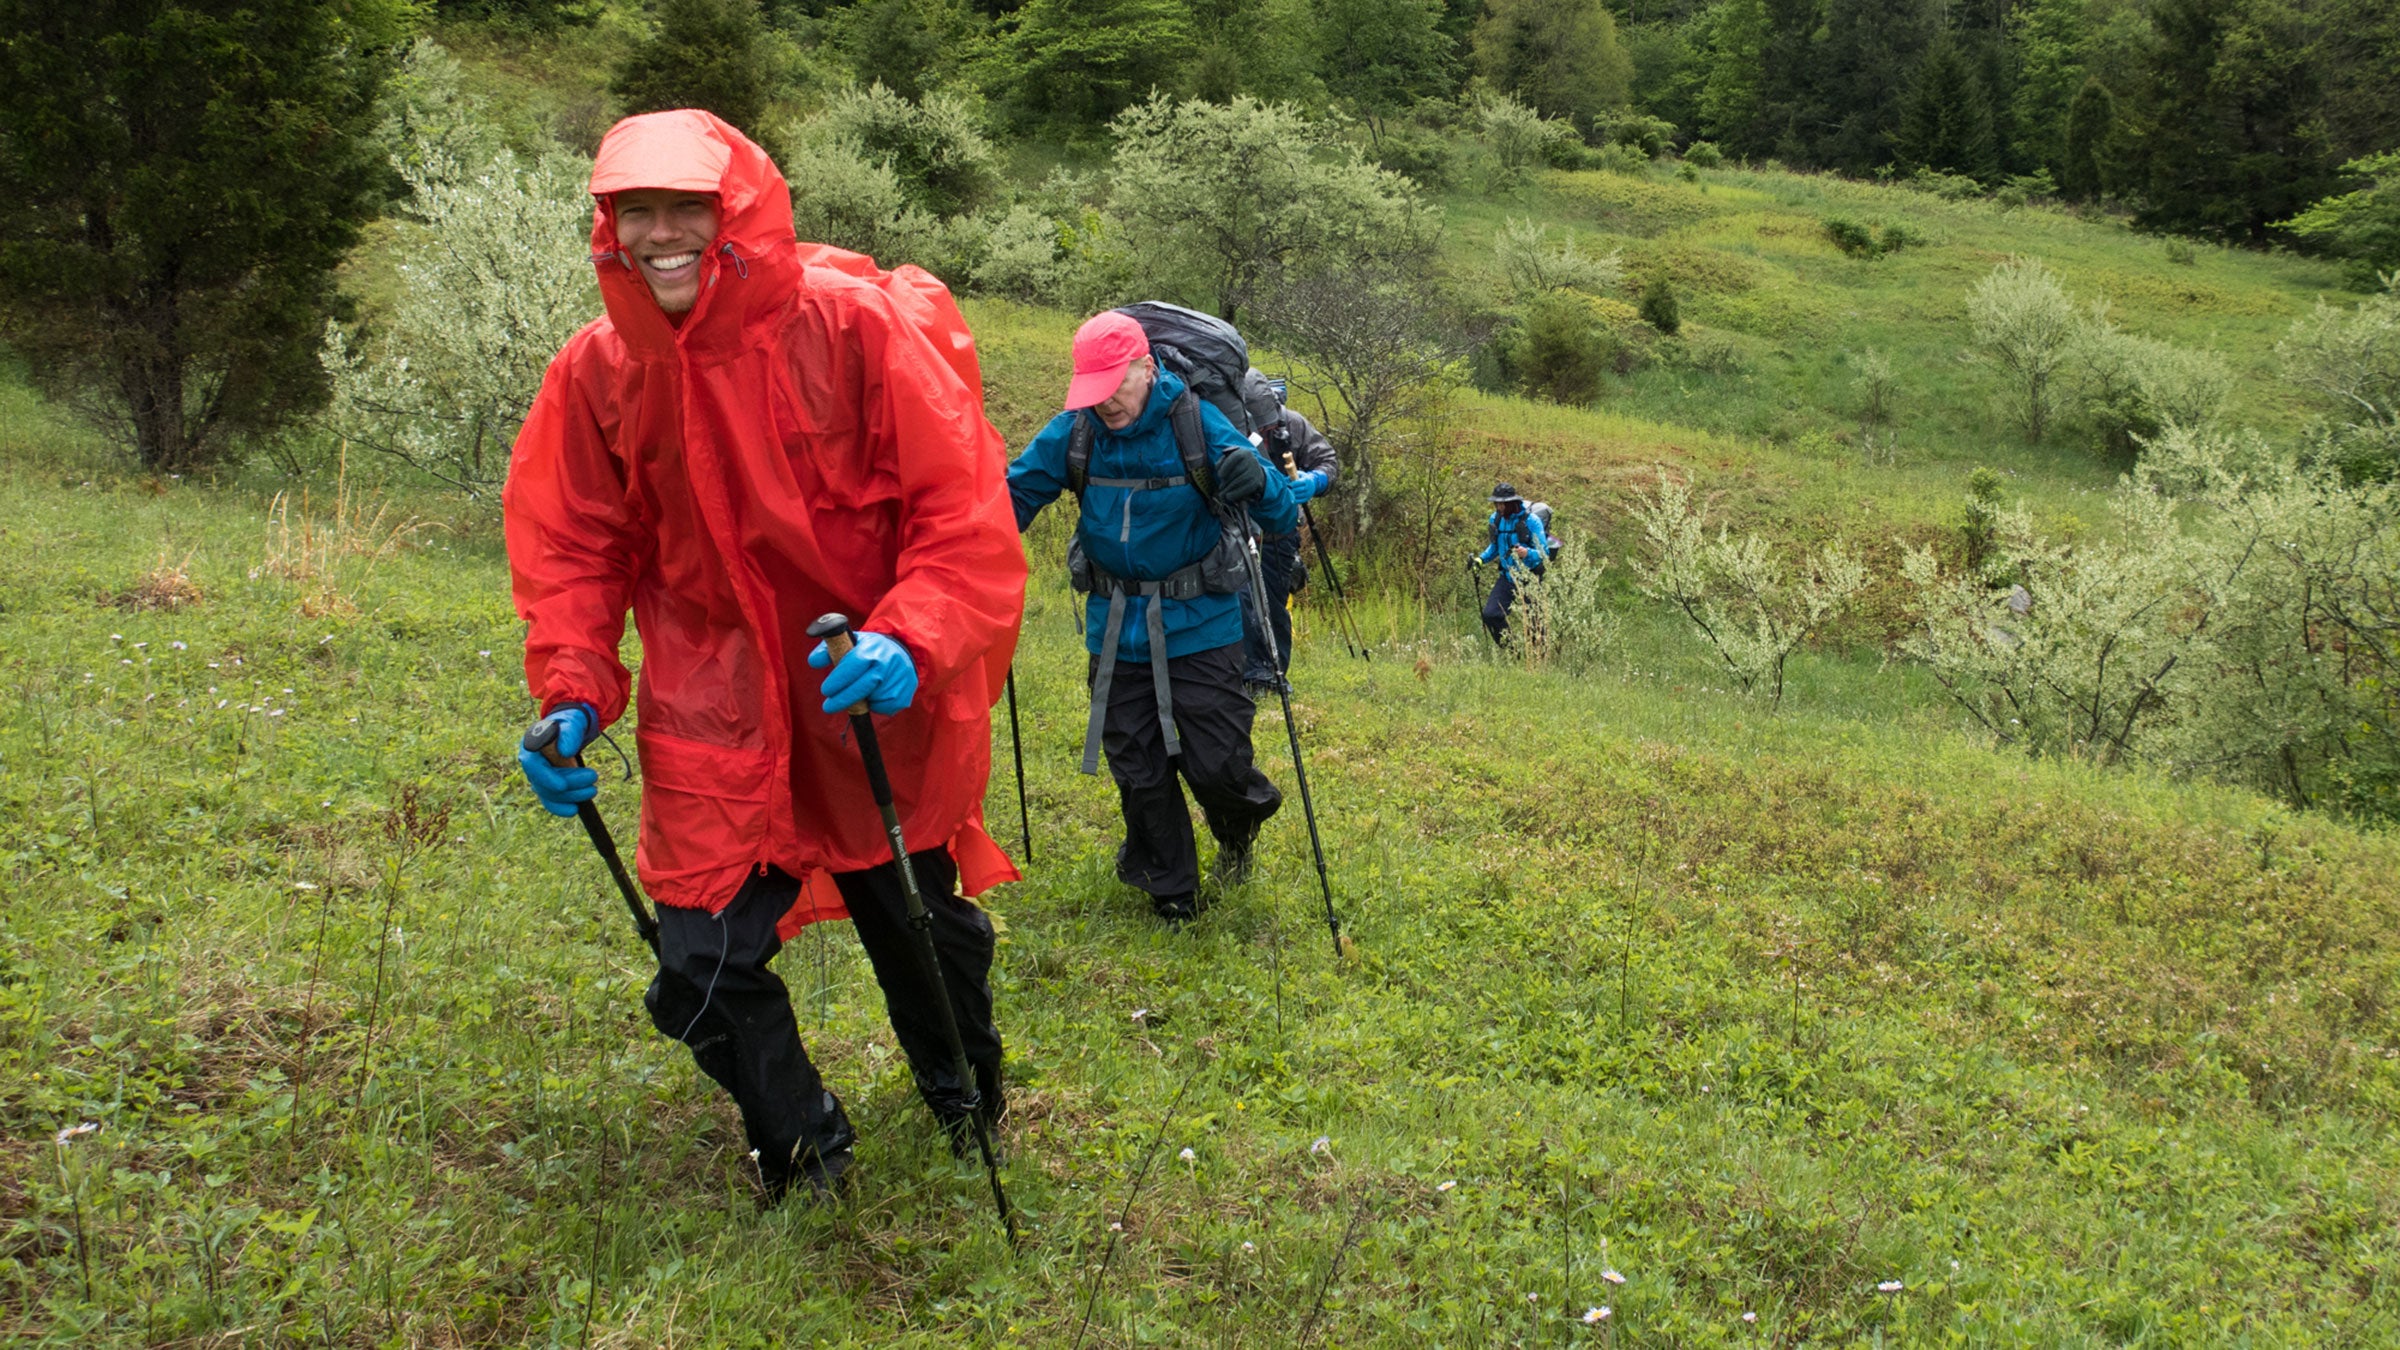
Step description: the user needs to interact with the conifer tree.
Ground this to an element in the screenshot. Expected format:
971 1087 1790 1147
2060 77 2116 201
610 0 774 137
1896 40 1998 181
0 0 409 470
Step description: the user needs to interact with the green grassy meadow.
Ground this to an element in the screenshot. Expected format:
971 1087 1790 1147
5 91 2398 1345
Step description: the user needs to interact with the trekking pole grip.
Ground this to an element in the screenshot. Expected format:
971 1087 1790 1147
522 716 577 768
807 613 870 716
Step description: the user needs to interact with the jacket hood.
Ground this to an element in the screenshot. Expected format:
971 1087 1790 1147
587 110 799 359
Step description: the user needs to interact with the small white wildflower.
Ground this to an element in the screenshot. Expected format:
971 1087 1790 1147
1950 1259 1960 1271
318 635 332 645
1600 1269 1625 1286
54 1121 101 1146
281 687 293 694
1584 1306 1610 1324
269 709 285 718
132 642 147 649
121 658 133 665
1130 1007 1148 1022
170 641 186 650
1241 1241 1255 1253
1108 1222 1122 1232
110 633 122 642
1876 1280 1903 1293
321 801 332 808
1525 1292 1538 1303
1178 1147 1196 1162
1742 1311 1757 1323
478 650 491 658
293 882 319 891
1436 1180 1457 1192
1310 1136 1331 1157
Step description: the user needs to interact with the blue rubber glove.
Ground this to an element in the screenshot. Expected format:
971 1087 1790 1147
519 704 598 818
1295 469 1330 503
809 631 918 715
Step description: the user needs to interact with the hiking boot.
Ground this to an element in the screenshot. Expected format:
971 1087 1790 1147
758 1142 855 1210
1150 891 1201 925
755 1090 856 1210
925 1061 1008 1161
1210 828 1259 890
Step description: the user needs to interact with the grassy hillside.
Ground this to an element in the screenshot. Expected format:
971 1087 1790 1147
4 432 2398 1344
4 39 2389 1341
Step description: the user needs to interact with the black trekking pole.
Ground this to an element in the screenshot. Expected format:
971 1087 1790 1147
1298 502 1367 662
1243 534 1351 960
1004 664 1033 864
807 614 1019 1245
523 718 660 956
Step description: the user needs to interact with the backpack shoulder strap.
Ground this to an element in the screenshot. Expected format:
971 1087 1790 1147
1167 390 1216 503
1066 411 1096 495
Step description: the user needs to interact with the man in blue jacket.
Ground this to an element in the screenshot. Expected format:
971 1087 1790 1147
1010 311 1302 922
1475 482 1551 645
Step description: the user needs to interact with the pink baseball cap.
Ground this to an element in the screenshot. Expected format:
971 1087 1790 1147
1064 311 1151 410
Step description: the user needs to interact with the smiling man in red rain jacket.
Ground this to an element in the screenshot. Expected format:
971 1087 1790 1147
502 110 1026 1206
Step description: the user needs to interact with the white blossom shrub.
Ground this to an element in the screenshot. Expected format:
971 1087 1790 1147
1496 218 1624 301
1967 256 2080 444
320 45 597 494
1629 470 1869 708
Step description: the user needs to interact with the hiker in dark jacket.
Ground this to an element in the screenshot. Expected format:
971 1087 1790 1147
1474 481 1550 645
1009 311 1302 922
1237 370 1335 694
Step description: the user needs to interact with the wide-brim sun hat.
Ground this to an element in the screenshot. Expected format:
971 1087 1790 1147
1489 482 1523 503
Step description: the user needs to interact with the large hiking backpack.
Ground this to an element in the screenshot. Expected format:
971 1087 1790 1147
1492 502 1565 563
1529 501 1564 560
1116 301 1255 437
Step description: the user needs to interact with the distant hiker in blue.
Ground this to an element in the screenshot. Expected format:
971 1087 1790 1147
1474 481 1550 645
1009 311 1302 923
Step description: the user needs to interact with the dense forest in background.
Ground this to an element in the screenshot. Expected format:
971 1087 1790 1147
443 0 2400 252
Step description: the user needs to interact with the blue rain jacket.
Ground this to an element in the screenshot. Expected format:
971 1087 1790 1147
1010 371 1299 662
1477 507 1551 579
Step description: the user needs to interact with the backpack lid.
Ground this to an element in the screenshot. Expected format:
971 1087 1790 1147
1529 501 1553 527
1117 301 1253 435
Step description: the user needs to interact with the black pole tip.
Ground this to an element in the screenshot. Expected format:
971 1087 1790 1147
805 613 852 641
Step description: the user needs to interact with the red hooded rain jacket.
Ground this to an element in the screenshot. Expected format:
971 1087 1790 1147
504 110 1026 933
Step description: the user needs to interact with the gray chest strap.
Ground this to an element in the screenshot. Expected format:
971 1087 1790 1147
1083 579 1180 775
1085 474 1188 543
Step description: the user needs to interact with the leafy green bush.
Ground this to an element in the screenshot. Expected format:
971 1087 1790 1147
813 83 1001 220
1824 218 1878 258
1682 139 1722 169
1598 111 1676 159
1638 276 1680 334
1474 88 1580 186
1589 141 1651 176
1110 94 1428 321
2069 311 2234 460
2281 151 2400 290
1904 166 1984 201
1368 127 1455 189
1512 293 1612 405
